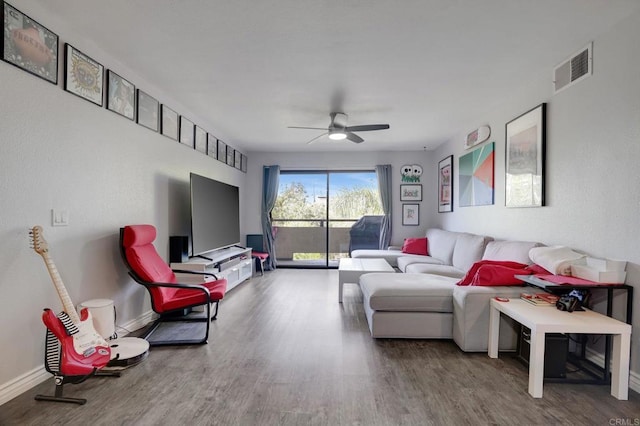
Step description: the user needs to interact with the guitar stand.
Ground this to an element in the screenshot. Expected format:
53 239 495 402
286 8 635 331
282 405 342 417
35 329 121 405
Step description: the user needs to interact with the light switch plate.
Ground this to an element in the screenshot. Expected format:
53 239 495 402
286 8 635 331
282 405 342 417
51 209 69 227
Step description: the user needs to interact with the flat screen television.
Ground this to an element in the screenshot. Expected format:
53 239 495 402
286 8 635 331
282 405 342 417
190 173 240 256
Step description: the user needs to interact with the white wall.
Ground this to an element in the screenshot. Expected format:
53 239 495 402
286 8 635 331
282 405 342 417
0 4 245 400
430 11 640 374
243 151 431 246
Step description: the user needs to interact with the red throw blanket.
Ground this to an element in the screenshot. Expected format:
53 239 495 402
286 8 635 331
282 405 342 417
457 260 533 286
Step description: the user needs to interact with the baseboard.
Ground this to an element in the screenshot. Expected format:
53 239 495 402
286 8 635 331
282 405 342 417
0 310 155 407
0 366 51 406
585 347 640 394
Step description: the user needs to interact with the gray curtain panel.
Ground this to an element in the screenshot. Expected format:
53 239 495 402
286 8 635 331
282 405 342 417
261 165 280 270
376 164 392 249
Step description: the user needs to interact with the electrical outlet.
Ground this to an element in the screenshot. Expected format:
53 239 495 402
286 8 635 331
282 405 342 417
51 209 69 226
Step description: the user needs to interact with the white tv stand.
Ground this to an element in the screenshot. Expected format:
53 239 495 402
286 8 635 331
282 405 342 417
170 246 253 292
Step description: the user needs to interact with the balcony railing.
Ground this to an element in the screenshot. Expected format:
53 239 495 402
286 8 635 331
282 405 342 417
271 219 357 264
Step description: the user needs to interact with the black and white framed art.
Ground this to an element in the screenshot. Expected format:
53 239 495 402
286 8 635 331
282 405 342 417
207 134 217 159
179 116 194 148
195 126 207 153
136 89 159 131
161 105 178 140
107 70 135 120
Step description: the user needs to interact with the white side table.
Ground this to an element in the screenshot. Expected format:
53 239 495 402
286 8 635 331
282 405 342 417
488 298 631 400
338 258 395 303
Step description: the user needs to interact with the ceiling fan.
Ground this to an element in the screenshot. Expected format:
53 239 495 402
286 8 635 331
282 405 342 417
288 112 390 144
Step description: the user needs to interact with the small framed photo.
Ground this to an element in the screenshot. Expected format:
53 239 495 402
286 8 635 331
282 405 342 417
400 184 422 201
438 155 453 213
207 134 217 159
226 146 235 166
241 154 247 173
64 44 104 106
161 105 178 140
506 103 546 208
179 116 194 148
195 126 207 153
136 89 159 132
2 2 58 84
234 150 241 169
107 70 135 120
217 140 227 163
402 204 419 226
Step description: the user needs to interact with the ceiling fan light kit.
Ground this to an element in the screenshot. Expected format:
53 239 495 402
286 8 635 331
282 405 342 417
328 130 347 140
288 112 390 145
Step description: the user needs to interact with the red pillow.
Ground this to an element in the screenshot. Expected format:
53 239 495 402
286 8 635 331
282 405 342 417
457 260 530 286
402 237 428 255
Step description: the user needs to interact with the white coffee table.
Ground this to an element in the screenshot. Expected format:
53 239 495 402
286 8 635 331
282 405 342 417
338 258 395 303
488 298 631 400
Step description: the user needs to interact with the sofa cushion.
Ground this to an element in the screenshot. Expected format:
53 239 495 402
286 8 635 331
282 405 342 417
425 228 460 264
397 254 443 272
451 233 493 272
404 263 466 278
482 240 542 264
360 273 458 312
402 237 428 255
350 248 403 267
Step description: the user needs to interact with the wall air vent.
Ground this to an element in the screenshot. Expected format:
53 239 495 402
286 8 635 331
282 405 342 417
553 42 592 94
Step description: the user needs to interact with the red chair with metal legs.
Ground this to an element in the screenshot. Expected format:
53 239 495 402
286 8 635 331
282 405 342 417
119 225 227 346
246 234 270 276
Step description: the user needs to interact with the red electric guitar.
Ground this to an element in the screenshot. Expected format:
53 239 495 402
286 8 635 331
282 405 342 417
30 226 111 376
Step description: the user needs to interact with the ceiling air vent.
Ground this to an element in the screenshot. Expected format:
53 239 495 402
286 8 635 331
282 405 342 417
553 42 592 94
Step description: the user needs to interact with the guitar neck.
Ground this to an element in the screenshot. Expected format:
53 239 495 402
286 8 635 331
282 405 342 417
41 253 80 324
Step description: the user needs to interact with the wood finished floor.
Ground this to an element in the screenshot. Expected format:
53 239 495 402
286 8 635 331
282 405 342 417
2 269 639 425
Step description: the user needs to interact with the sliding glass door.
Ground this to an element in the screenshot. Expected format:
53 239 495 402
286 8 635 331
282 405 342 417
272 170 382 268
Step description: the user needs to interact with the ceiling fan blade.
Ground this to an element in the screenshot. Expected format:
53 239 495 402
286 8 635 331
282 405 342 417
346 132 364 143
306 132 328 145
345 124 390 132
288 126 327 130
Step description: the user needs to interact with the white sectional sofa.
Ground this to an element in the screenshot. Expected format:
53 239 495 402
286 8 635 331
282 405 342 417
352 228 544 352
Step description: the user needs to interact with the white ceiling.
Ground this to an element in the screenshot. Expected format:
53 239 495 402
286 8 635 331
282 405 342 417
34 0 640 152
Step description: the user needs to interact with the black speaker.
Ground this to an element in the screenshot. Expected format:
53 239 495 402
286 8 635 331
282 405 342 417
169 236 189 263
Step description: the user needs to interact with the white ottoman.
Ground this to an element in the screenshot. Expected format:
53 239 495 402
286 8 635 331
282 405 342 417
338 258 395 303
359 273 459 338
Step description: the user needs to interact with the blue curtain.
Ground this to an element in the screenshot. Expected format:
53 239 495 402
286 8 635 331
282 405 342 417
376 164 392 249
261 165 280 270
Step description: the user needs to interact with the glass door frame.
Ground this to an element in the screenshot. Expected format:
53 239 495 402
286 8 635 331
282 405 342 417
274 169 377 269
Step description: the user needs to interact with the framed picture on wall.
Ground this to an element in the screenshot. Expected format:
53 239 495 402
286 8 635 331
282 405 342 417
226 146 235 166
438 155 453 213
505 103 546 208
241 154 247 172
207 134 217 159
179 116 194 148
234 150 241 169
107 70 135 120
459 142 495 207
195 126 207 153
217 140 227 163
64 44 104 106
136 89 159 132
161 105 178 140
402 204 419 226
2 2 59 84
400 184 422 201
